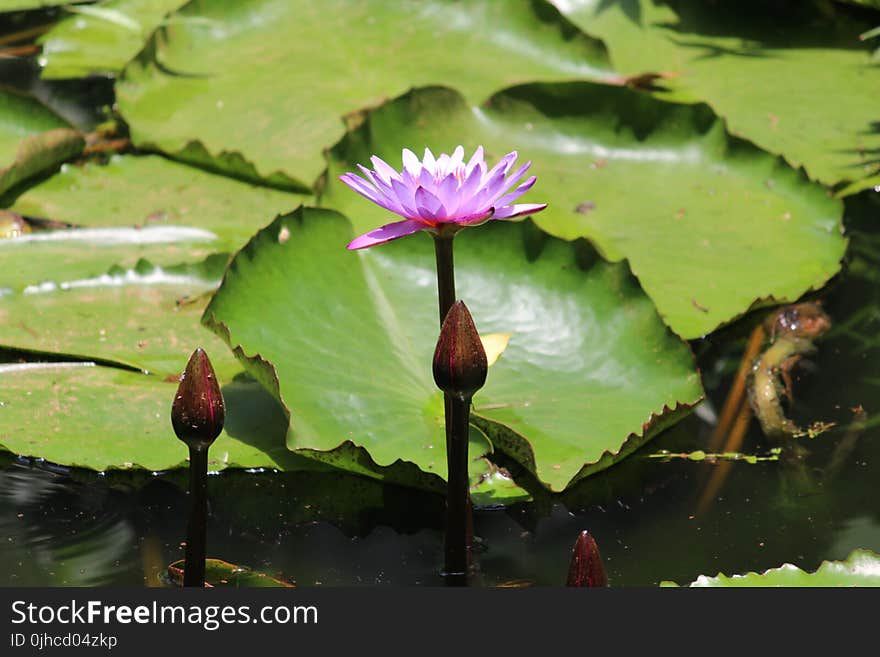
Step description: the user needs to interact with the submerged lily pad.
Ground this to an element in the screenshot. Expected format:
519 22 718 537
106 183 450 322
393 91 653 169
38 0 191 79
204 206 702 491
555 0 880 190
663 549 880 587
166 559 294 587
6 154 304 291
0 89 83 198
116 0 613 190
322 85 846 339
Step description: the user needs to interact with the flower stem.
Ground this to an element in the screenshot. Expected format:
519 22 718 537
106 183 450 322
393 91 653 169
183 445 209 587
433 233 456 327
432 234 476 584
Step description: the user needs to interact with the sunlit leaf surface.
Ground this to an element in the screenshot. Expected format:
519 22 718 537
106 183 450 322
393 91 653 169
323 85 846 338
6 154 305 290
38 0 191 79
0 257 233 375
204 206 702 491
116 0 614 189
554 0 880 190
0 89 82 198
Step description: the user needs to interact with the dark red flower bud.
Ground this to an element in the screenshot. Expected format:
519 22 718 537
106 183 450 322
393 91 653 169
433 301 488 400
566 530 608 587
171 348 225 449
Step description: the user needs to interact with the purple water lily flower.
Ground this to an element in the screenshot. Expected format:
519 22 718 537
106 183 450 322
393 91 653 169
340 146 547 250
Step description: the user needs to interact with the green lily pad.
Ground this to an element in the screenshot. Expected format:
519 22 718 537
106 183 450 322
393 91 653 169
321 84 846 339
0 256 236 376
554 0 880 190
662 549 880 587
838 175 880 198
0 356 526 497
166 559 295 587
116 0 613 190
0 362 305 472
38 0 191 79
0 89 83 198
203 206 702 491
5 154 305 291
0 1 83 11
0 251 525 496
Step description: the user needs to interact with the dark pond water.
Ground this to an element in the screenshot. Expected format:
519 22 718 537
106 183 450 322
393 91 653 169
2 193 878 587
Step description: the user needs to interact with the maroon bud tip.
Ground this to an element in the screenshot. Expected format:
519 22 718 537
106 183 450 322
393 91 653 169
171 348 225 449
433 301 488 400
566 530 608 587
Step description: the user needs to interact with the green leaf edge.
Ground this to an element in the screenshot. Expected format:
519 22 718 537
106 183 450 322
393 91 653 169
660 549 880 587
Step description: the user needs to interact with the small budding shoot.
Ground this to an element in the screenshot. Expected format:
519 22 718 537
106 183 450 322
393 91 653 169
172 347 225 449
566 530 608 587
433 301 487 582
171 347 224 587
433 300 488 401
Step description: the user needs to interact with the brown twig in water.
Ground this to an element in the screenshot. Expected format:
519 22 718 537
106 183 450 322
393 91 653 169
82 138 131 156
696 399 753 517
705 324 766 454
0 44 39 58
0 23 52 47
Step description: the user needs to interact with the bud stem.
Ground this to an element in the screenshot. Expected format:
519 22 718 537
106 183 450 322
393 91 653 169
183 445 209 587
443 395 471 583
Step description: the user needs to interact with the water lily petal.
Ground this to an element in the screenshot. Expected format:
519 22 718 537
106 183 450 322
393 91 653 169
456 162 485 203
362 168 410 215
357 164 394 196
414 186 445 221
341 146 544 249
347 219 425 250
435 172 460 214
465 146 485 176
390 177 419 217
359 164 396 197
482 151 517 183
339 173 404 215
402 148 422 177
494 175 537 208
370 155 402 184
492 203 548 219
419 166 435 190
339 173 384 203
456 165 508 216
488 161 532 205
422 148 437 174
455 208 495 226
